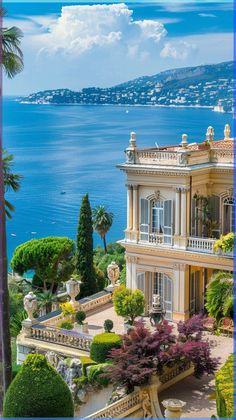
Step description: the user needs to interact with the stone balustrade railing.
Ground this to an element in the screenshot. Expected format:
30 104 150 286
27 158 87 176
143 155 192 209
133 146 233 167
187 237 215 253
86 390 142 419
31 325 92 351
210 149 234 164
137 150 179 165
81 292 112 312
41 291 112 327
86 363 193 419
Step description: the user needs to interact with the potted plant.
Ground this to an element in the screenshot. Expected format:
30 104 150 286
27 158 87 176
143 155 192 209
74 310 88 333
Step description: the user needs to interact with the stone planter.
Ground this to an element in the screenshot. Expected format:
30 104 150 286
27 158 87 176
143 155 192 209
74 322 89 334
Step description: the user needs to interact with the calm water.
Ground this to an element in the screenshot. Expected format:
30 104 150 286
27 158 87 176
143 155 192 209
3 98 232 266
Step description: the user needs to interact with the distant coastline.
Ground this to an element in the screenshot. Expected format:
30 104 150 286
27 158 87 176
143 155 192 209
19 60 233 112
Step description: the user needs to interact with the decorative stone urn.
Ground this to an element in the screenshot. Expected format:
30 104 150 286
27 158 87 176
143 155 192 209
23 291 38 322
107 261 120 290
162 399 186 418
66 278 81 308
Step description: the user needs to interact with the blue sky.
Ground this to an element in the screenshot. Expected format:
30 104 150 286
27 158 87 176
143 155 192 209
3 1 233 95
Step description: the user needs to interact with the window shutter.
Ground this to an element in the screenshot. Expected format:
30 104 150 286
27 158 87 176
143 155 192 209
163 200 172 244
137 272 145 293
140 198 149 241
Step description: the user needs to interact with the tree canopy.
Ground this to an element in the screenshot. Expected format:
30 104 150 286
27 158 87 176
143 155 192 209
113 286 145 325
76 194 97 297
11 237 75 292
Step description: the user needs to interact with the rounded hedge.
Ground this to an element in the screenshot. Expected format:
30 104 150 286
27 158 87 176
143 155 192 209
3 353 74 418
90 332 122 363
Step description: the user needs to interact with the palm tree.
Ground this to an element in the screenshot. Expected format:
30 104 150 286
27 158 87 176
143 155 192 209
3 149 22 218
0 7 23 396
37 291 58 314
92 205 113 253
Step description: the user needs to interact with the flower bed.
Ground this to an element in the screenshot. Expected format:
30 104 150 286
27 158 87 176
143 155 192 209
215 354 234 418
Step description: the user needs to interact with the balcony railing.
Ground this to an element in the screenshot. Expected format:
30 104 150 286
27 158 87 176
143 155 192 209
31 324 92 351
187 237 215 253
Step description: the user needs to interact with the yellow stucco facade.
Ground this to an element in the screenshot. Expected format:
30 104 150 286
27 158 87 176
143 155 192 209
118 125 234 321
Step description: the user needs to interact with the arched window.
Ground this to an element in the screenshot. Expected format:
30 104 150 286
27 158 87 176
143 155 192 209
223 196 235 234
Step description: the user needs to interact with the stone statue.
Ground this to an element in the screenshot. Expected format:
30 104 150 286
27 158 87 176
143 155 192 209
66 278 81 306
23 291 38 321
206 126 214 142
126 149 134 163
107 261 120 287
45 351 60 368
141 390 153 419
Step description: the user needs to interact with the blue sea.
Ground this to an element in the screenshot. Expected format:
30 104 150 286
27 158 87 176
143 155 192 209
3 98 232 267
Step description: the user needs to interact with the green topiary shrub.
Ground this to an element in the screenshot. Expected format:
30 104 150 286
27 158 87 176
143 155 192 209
90 332 122 363
58 320 74 330
88 363 110 387
80 355 97 376
76 310 86 325
104 319 113 332
3 353 74 417
215 354 234 418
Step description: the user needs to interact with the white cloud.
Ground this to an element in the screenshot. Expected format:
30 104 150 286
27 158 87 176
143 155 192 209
3 4 233 95
35 4 166 57
160 41 197 60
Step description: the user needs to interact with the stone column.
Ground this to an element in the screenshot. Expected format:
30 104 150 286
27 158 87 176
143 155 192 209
126 256 132 289
175 187 181 235
126 184 133 231
173 264 189 321
180 188 187 236
132 185 139 240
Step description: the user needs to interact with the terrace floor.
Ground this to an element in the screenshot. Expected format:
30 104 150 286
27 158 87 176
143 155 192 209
86 303 233 418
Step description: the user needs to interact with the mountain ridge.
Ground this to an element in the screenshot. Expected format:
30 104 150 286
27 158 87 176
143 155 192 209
21 61 233 111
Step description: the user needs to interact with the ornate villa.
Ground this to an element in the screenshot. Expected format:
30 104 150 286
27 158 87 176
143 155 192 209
118 124 234 322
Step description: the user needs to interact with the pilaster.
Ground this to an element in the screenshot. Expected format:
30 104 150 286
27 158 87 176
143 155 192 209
132 184 139 241
172 263 190 321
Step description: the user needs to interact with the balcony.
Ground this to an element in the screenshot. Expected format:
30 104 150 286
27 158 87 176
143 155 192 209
187 237 215 253
138 234 233 258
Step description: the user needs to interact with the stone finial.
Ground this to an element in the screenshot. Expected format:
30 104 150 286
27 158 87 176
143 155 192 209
224 124 231 140
107 261 120 288
23 291 38 321
66 278 81 307
180 134 188 148
129 131 137 148
162 399 186 418
206 126 214 142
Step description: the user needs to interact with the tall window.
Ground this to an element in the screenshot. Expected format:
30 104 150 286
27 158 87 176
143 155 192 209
191 195 220 238
140 197 173 244
223 196 235 234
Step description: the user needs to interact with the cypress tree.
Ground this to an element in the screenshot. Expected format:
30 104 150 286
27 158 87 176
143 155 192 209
77 193 97 297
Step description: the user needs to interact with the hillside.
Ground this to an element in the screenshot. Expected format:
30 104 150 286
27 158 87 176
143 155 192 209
20 61 233 111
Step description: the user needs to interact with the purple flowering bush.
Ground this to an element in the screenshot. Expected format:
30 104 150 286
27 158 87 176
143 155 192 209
104 316 218 391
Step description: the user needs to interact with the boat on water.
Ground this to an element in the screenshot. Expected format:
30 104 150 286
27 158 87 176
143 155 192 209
213 105 225 113
60 191 66 195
